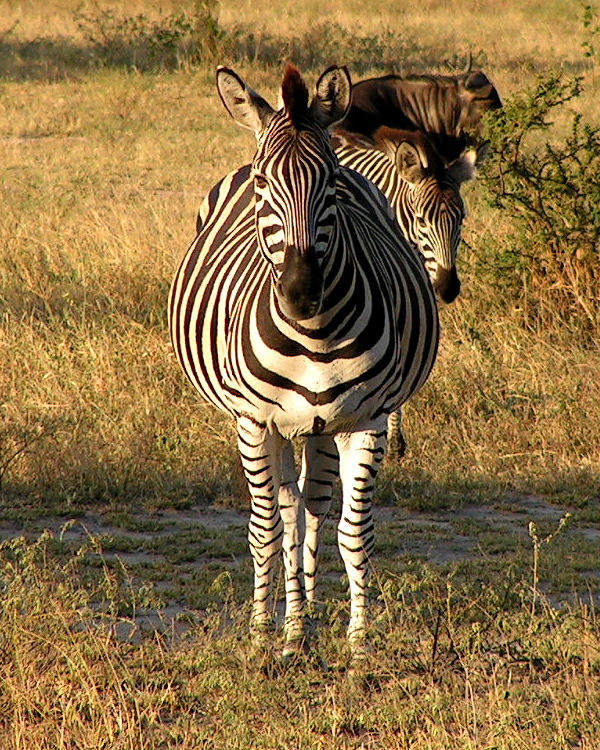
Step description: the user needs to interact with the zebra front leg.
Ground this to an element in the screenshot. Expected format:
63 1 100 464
334 421 387 651
278 441 308 659
300 436 339 609
237 416 284 643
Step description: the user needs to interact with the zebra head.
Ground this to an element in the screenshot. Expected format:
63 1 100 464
217 65 351 321
379 128 485 304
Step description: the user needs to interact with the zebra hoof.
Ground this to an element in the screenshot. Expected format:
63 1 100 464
281 636 309 666
250 617 277 651
347 645 374 685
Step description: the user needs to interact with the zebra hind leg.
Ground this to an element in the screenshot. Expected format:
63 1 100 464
386 409 407 463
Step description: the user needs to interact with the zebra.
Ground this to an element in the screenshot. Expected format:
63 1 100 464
333 67 501 300
334 127 484 303
169 64 439 659
331 70 499 459
332 127 486 459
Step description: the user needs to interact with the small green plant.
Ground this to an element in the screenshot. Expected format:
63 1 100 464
582 2 600 63
528 512 572 623
73 0 228 70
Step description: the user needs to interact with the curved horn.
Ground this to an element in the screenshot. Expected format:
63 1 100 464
464 51 473 74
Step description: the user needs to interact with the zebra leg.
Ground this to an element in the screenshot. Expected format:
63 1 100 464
334 421 387 650
299 436 339 608
278 441 308 658
386 408 407 463
236 416 284 642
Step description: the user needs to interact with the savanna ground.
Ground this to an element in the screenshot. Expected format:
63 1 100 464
1 1 600 747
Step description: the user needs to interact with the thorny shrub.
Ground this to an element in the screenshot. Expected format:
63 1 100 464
481 71 600 333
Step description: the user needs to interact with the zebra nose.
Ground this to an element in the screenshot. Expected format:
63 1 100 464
275 245 324 320
434 265 461 304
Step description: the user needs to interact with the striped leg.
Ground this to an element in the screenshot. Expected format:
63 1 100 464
386 408 407 462
278 442 307 656
334 421 387 648
300 436 339 608
237 416 284 640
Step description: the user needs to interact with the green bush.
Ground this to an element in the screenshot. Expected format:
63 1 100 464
481 71 600 332
74 0 228 70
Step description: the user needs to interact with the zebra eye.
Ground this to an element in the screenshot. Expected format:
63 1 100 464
255 175 268 189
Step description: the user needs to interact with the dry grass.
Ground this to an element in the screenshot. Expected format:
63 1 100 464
1 3 598 505
0 1 599 747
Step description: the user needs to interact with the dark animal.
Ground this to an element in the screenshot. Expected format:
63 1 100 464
336 68 502 161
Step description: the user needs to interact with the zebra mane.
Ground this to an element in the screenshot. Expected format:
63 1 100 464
281 65 309 129
372 127 443 172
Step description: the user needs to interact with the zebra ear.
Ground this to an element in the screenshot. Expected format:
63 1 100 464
216 66 275 136
395 141 428 185
311 66 352 128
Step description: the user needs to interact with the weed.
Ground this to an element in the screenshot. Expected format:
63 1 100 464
74 0 229 70
528 513 572 621
582 2 600 63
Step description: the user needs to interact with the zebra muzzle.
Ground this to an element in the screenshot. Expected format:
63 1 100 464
275 245 324 320
433 265 461 304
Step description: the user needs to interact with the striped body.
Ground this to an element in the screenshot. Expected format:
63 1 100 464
170 166 435 438
171 163 436 435
169 66 439 656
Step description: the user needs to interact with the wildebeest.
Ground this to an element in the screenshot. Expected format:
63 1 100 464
335 67 502 161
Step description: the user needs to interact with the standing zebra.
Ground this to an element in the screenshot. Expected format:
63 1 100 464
332 128 482 460
169 65 439 659
332 68 501 461
333 127 486 303
333 91 492 459
332 68 501 300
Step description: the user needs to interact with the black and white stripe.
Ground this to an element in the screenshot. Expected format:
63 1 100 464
169 65 439 657
334 131 482 303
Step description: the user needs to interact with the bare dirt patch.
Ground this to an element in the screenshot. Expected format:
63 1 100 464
1 493 595 622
